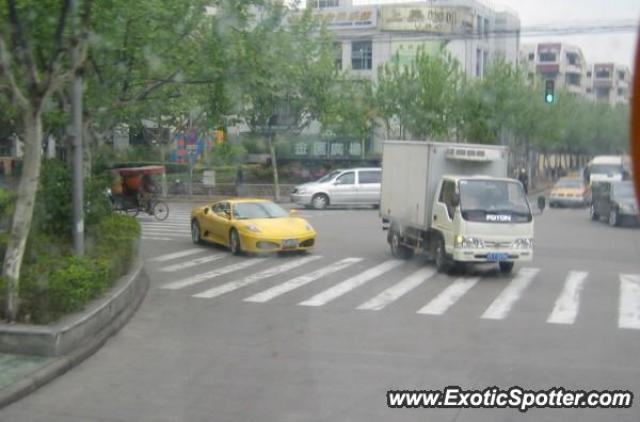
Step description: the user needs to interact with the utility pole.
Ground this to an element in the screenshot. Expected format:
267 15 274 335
71 0 84 256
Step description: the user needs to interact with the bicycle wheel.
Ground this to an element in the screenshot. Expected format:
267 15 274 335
152 200 169 221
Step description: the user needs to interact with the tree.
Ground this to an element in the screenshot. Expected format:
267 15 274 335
0 0 93 321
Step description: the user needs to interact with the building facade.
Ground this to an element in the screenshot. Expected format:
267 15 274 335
519 42 587 95
307 0 521 82
585 63 631 105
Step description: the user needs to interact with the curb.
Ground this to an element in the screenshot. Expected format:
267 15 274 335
0 261 149 409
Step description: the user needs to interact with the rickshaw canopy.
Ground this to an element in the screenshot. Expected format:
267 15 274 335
112 165 166 176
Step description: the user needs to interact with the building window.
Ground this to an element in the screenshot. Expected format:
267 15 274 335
476 15 483 34
618 87 625 96
311 0 339 8
565 73 581 86
484 18 489 37
618 71 625 81
294 143 307 156
476 48 481 77
334 42 342 70
586 71 592 78
351 40 372 70
595 87 610 99
586 88 592 93
483 51 488 76
349 142 361 156
330 142 344 156
566 53 578 65
528 53 534 61
538 52 557 62
313 142 327 156
595 69 610 79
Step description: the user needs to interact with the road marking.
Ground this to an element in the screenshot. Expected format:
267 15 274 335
417 277 479 315
298 260 404 307
619 274 640 329
142 236 187 242
358 267 437 311
141 223 190 228
244 258 362 303
149 248 206 262
141 227 189 234
193 255 323 298
159 254 225 272
481 267 540 320
162 259 267 290
547 271 588 325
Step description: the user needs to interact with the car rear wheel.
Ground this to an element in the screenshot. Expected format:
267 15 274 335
191 220 202 244
609 209 620 227
229 229 243 255
311 193 329 210
590 205 599 221
499 261 514 274
389 229 413 260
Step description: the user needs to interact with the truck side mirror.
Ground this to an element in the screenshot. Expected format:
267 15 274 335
204 207 209 215
537 196 546 212
451 193 460 208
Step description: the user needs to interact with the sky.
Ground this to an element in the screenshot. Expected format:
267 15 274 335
353 0 640 69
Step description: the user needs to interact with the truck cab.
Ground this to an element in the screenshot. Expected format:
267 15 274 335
431 176 535 273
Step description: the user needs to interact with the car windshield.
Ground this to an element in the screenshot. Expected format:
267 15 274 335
316 170 341 183
556 178 583 188
590 164 622 175
233 202 289 219
460 180 531 223
612 183 636 199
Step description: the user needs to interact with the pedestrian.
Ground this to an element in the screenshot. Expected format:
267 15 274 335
235 166 244 197
518 168 528 194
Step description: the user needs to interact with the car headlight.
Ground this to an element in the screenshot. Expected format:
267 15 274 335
296 188 307 195
243 224 261 233
454 235 485 249
511 238 533 249
620 203 636 213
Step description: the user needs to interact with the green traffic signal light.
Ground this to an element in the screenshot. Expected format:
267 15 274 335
544 80 555 104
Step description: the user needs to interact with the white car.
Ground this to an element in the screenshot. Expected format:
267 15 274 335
290 168 381 209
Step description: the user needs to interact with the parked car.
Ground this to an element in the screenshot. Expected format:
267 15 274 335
191 199 316 254
590 181 639 227
290 167 381 209
549 177 589 207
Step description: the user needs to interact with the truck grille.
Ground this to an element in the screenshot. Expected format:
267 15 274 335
484 241 511 249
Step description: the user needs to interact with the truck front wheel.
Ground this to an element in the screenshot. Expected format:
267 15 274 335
390 229 413 260
499 261 514 274
434 236 451 273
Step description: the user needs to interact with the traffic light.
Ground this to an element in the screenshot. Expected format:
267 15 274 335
544 80 555 104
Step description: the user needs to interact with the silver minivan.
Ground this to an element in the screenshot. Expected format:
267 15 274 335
290 168 382 209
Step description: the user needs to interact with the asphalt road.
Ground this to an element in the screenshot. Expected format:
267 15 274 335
2 201 640 422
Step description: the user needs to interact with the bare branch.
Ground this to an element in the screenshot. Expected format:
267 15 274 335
0 36 28 108
7 0 40 97
46 0 72 77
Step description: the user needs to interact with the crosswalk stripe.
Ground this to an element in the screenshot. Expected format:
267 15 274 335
547 271 588 325
244 258 362 303
619 274 640 329
141 231 188 237
417 277 479 315
141 223 189 228
162 259 267 290
149 248 206 262
141 228 189 234
481 267 540 320
298 260 404 307
193 255 323 299
142 236 186 241
160 254 225 272
358 267 437 311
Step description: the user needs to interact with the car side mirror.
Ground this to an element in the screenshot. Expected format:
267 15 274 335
451 192 460 208
333 180 341 185
537 196 546 212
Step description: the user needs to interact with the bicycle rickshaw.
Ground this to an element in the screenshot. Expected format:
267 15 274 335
109 165 170 221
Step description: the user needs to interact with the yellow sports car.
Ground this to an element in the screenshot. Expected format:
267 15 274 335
190 199 316 254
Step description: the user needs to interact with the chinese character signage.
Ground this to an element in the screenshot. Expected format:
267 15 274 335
380 5 473 33
290 7 377 29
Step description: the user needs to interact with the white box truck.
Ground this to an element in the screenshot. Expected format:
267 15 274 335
380 141 545 273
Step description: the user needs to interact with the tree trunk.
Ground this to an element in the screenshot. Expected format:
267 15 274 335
3 109 43 321
268 132 280 202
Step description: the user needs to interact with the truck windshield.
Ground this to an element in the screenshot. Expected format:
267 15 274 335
459 180 532 223
590 164 622 175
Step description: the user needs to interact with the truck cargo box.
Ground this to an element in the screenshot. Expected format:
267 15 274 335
380 141 509 230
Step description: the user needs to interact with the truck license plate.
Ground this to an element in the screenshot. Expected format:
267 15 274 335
282 239 298 248
487 252 509 261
